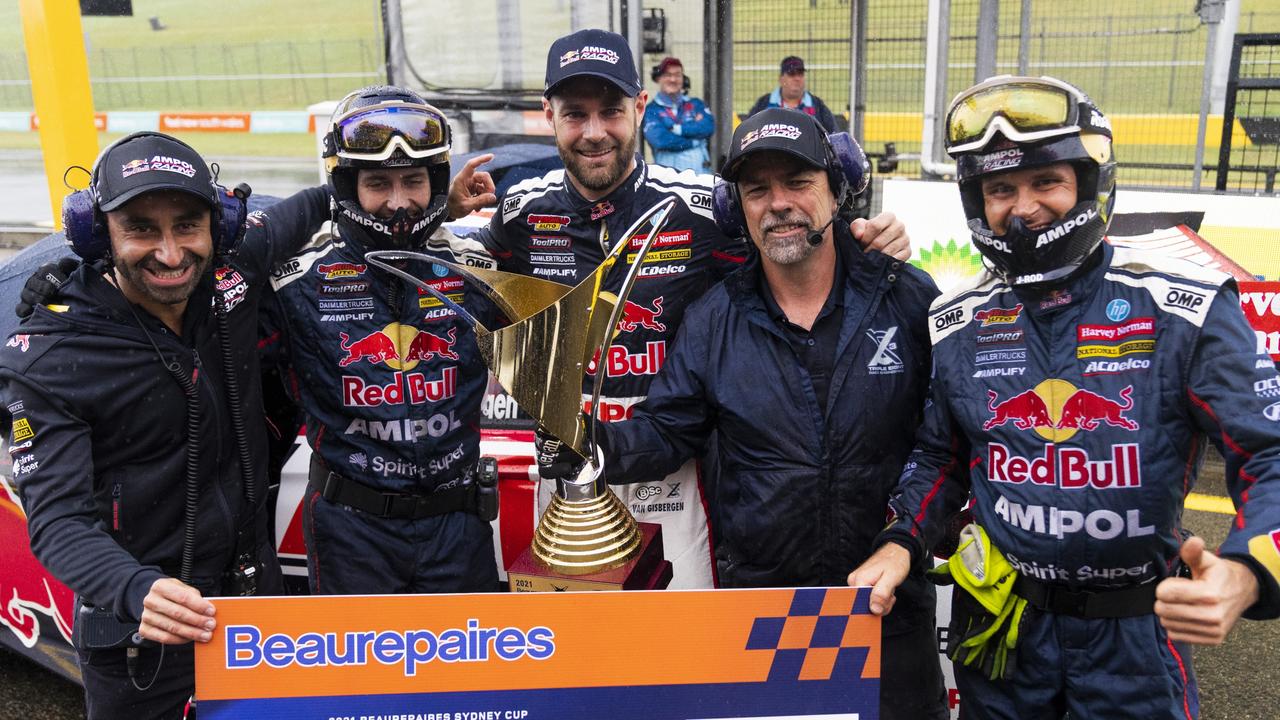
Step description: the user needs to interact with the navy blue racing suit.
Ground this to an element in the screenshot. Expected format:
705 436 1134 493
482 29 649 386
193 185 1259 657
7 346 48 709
256 187 499 594
880 242 1280 719
462 157 747 588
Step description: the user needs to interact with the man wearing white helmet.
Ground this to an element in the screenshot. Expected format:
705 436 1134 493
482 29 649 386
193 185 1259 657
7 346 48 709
851 76 1280 719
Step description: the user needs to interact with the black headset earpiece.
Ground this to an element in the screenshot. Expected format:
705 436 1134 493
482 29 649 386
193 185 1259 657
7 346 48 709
650 64 663 82
62 132 248 262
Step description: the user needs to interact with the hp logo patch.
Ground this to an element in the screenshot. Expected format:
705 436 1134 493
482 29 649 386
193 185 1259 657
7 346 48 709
432 263 448 277
1106 299 1131 322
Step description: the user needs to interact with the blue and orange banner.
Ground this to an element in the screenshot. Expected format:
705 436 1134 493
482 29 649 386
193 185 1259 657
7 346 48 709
195 587 881 719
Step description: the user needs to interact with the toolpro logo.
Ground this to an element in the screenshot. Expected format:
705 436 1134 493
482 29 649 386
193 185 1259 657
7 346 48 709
984 380 1138 438
528 214 570 232
317 262 367 280
616 297 666 333
974 304 1023 327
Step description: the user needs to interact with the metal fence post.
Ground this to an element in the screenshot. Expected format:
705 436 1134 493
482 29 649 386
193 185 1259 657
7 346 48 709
850 0 867 144
1195 0 1226 190
976 0 999 83
1017 0 1031 75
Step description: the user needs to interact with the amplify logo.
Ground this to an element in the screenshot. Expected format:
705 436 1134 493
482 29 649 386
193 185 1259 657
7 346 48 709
984 380 1138 440
975 304 1023 327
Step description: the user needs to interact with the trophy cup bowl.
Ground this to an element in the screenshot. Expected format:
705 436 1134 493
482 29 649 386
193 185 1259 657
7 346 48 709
365 197 679 590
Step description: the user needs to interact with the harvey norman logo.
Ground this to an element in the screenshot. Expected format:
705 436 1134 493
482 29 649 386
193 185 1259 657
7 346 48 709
740 123 802 149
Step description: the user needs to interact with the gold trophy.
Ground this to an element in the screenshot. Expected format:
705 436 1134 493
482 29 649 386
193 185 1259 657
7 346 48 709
365 198 677 591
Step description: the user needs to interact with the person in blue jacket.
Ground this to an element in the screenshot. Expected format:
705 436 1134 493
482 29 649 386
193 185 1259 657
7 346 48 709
851 75 1280 720
595 108 948 720
642 56 714 172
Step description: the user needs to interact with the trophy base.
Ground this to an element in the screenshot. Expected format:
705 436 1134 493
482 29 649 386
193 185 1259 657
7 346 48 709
508 522 672 592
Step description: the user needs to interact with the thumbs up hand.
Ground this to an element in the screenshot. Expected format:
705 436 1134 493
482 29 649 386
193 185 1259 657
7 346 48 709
1155 536 1260 645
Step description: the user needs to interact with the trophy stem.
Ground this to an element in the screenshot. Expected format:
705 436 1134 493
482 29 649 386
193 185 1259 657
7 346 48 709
531 459 643 575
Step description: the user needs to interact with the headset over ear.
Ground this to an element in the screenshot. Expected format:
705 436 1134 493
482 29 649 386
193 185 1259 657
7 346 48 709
62 131 249 263
712 130 870 240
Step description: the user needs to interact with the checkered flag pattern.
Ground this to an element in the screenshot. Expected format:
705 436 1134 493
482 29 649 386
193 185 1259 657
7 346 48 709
744 587 881 681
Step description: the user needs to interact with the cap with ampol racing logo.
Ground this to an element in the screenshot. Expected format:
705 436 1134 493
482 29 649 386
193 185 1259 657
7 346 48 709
721 108 829 182
544 29 641 98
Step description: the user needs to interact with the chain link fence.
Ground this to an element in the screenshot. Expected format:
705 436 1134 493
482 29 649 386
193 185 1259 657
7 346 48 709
0 38 382 110
727 0 1280 190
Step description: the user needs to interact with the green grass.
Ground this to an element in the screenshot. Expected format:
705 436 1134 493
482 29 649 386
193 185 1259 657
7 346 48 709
0 0 384 110
3 0 1279 178
0 130 317 157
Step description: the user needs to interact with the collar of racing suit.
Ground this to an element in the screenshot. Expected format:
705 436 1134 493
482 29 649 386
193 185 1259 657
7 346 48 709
1010 243 1109 320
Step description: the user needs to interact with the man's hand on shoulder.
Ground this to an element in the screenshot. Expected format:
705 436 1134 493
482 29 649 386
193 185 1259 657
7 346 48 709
1155 535 1260 645
16 257 79 319
138 577 217 645
447 153 498 220
848 543 912 617
851 212 911 262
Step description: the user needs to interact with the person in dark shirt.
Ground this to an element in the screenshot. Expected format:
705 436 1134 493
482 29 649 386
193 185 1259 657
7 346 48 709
748 55 839 132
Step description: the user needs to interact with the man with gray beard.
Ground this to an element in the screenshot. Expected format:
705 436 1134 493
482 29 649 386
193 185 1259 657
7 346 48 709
447 30 912 590
595 109 948 720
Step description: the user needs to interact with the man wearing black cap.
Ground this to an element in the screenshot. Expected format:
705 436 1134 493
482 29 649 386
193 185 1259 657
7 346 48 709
748 56 839 133
448 29 913 591
594 108 947 719
0 132 288 718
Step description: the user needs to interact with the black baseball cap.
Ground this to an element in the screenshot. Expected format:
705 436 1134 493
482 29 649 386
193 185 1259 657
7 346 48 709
95 132 216 212
780 56 806 74
544 28 642 98
721 109 828 182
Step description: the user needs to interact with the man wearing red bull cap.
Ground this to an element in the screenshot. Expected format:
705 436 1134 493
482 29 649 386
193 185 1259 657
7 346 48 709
446 28 912 590
851 76 1280 719
593 108 947 720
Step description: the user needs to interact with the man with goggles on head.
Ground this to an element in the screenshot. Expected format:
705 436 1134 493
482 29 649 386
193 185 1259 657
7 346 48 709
851 76 1280 719
252 85 502 596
